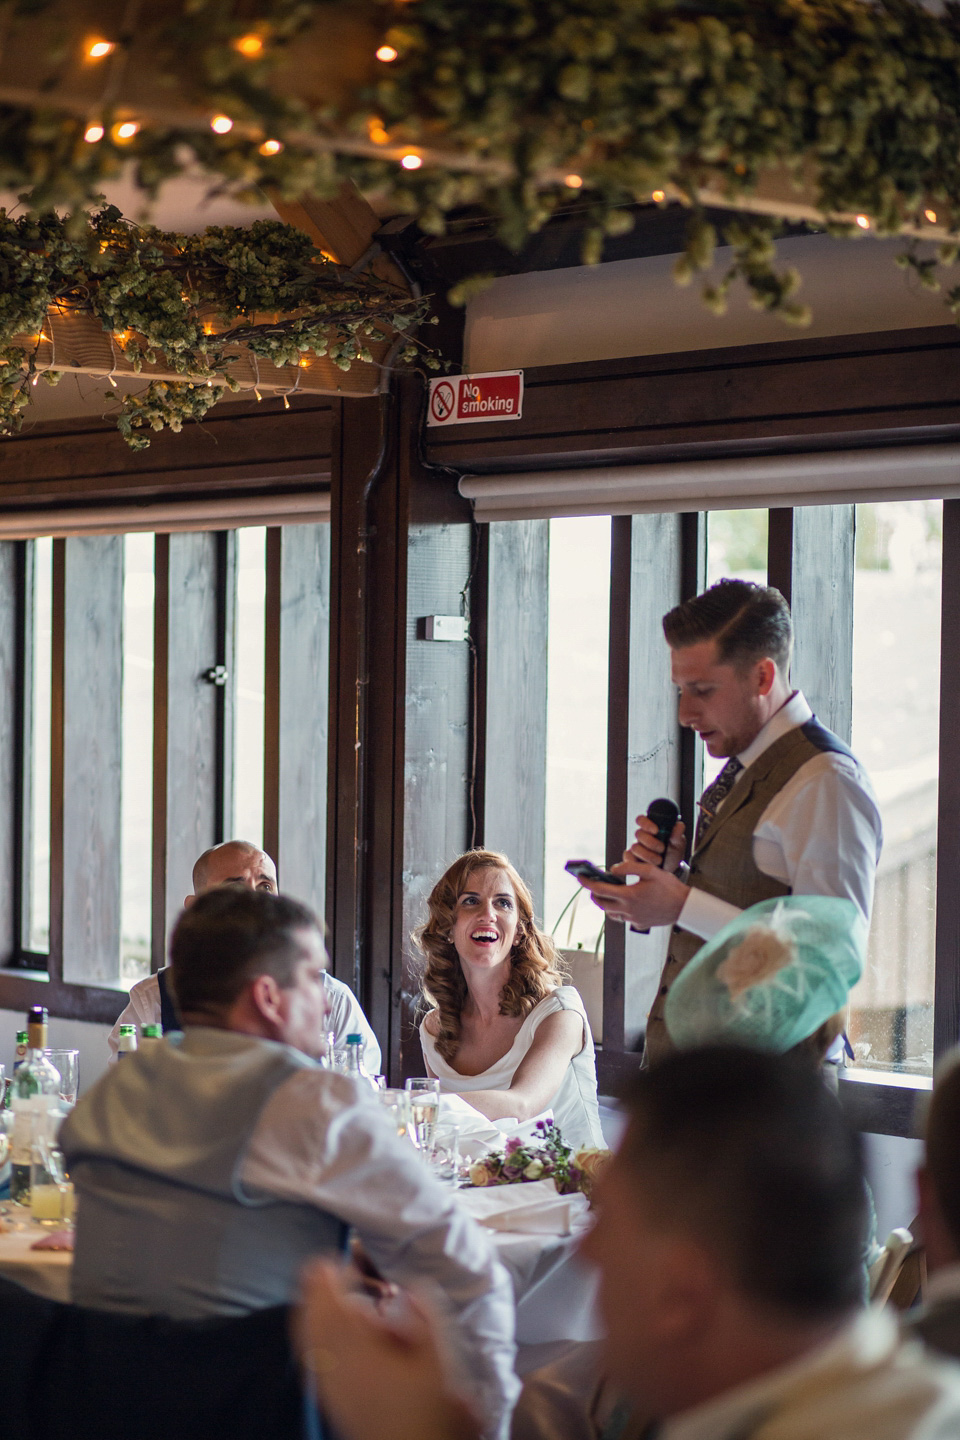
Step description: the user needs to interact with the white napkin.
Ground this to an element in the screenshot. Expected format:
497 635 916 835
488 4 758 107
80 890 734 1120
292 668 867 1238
435 1094 504 1160
456 1177 578 1235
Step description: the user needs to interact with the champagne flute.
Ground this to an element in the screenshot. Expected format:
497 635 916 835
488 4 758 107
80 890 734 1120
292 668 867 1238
405 1078 441 1155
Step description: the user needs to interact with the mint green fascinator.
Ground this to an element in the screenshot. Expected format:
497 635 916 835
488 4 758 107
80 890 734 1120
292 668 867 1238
665 895 866 1054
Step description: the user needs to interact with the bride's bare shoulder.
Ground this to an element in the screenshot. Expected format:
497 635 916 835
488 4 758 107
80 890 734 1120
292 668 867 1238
422 1007 440 1037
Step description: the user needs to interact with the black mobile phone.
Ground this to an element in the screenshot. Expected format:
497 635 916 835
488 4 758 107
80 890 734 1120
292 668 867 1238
564 858 626 886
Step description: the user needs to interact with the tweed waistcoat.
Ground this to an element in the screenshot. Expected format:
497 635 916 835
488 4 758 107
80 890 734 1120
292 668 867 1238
643 717 854 1066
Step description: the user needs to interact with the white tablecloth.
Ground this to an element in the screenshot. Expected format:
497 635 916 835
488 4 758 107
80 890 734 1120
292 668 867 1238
0 1186 602 1362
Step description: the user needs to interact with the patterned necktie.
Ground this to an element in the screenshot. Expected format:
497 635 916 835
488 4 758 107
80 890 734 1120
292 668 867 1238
694 756 744 848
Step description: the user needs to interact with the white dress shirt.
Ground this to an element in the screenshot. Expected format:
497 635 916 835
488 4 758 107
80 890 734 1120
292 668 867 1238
243 1068 520 1439
661 1309 960 1440
107 970 382 1073
678 692 883 944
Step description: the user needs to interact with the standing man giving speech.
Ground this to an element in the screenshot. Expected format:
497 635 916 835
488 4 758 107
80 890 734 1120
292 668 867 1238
577 579 883 1065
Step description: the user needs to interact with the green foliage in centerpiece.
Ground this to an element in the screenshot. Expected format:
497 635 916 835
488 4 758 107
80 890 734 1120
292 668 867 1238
0 207 434 448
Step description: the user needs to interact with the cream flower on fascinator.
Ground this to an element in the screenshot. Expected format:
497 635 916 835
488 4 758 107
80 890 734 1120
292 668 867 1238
715 922 798 1001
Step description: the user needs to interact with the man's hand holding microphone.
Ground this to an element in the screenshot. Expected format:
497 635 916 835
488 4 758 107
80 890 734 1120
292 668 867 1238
572 798 690 931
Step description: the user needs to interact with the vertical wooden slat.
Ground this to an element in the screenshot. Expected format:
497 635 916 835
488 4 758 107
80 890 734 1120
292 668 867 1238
605 515 683 1073
215 530 238 843
152 532 219 968
480 520 549 915
934 499 960 1059
57 536 122 986
768 505 855 741
0 543 19 961
263 523 331 914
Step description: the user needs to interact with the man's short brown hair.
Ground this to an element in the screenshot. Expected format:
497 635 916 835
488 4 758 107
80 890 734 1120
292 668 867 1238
663 578 792 674
927 1051 960 1253
170 887 321 1018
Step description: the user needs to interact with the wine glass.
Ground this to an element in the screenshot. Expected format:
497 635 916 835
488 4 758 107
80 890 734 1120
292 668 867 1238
404 1078 441 1154
377 1088 419 1149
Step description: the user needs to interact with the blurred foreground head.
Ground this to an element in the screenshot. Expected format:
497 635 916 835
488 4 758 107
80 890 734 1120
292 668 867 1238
582 1046 866 1418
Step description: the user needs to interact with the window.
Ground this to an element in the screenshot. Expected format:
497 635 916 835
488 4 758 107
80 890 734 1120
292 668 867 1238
543 517 611 952
848 500 942 1076
0 521 330 1021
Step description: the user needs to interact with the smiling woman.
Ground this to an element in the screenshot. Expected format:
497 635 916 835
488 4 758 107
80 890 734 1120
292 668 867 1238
414 850 604 1149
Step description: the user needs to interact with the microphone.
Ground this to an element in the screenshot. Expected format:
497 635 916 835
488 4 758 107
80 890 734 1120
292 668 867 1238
632 797 680 934
647 797 680 868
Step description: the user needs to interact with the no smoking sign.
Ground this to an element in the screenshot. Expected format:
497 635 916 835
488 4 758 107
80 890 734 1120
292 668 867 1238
427 370 523 427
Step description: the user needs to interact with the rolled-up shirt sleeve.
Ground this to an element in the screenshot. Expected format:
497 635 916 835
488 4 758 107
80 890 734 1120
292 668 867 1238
677 752 883 942
242 1070 519 1439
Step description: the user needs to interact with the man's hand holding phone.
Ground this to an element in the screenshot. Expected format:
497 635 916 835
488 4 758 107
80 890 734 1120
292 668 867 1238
578 855 688 929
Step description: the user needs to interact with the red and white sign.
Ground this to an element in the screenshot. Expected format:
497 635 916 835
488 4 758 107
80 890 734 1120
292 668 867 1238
427 370 523 426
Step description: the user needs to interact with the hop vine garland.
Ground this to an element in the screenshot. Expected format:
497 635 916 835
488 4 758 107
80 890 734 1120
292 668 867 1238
3 2 960 325
0 207 435 448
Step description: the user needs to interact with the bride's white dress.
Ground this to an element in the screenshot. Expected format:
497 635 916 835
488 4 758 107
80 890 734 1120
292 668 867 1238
419 985 605 1150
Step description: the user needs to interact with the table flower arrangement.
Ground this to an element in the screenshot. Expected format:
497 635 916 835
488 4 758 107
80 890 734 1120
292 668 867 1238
467 1119 611 1199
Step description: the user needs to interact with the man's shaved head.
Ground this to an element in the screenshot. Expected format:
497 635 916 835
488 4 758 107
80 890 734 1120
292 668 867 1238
189 841 278 904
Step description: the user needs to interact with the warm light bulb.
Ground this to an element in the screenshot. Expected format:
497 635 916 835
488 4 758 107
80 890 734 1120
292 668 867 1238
401 152 422 170
87 40 115 59
652 189 666 202
31 373 39 386
856 214 870 229
210 114 234 134
376 44 398 62
564 173 583 189
115 121 139 141
283 394 291 409
925 208 938 224
254 388 263 402
368 121 390 145
298 356 309 367
259 138 283 156
84 123 104 144
108 375 118 387
234 33 263 58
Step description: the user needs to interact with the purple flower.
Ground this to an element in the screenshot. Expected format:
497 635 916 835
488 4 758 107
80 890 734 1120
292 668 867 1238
504 1137 523 1155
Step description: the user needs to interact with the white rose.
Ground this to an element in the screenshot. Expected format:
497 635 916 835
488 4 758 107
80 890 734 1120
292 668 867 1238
523 1159 544 1180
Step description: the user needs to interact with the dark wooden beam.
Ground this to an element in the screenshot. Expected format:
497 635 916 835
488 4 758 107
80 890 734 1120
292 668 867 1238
0 544 17 962
478 520 549 915
935 498 960 1060
606 514 683 1056
0 399 333 513
426 327 960 474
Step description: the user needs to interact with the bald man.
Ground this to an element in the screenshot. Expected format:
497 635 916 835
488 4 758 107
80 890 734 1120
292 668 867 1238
108 840 381 1072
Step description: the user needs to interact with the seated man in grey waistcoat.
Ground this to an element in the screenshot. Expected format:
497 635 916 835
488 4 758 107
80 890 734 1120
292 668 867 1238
910 1048 960 1361
62 889 519 1439
107 839 380 1073
576 578 882 1066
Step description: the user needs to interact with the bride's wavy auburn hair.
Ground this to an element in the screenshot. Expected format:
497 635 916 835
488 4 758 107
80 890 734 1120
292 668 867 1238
415 849 563 1065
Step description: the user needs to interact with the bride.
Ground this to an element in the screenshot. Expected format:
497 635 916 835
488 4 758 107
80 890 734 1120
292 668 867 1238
415 849 604 1150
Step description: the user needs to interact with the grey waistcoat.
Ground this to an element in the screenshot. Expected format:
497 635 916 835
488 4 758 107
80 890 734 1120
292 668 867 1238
60 1028 346 1319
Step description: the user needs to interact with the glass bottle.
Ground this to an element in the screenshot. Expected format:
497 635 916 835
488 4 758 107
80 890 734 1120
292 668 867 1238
345 1034 379 1091
12 1029 27 1072
117 1024 138 1059
10 1007 61 1205
139 1023 162 1051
